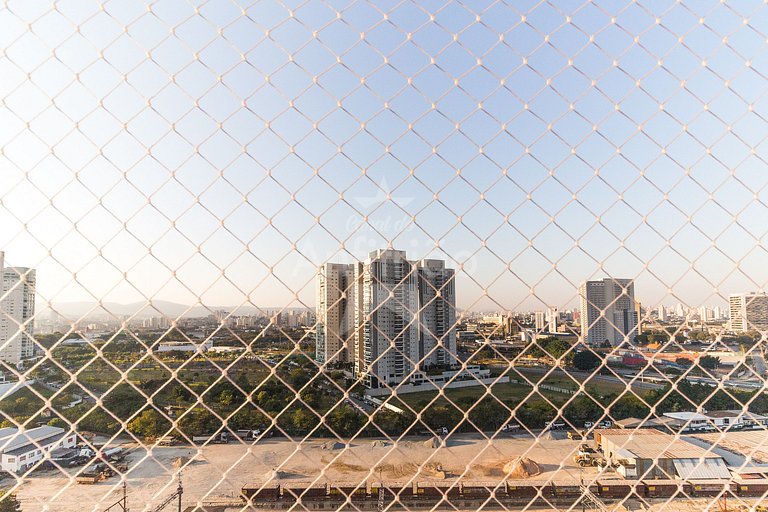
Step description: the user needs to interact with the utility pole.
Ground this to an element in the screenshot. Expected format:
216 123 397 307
177 477 183 512
377 468 384 512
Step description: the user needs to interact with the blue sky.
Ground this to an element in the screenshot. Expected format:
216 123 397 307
1 0 768 313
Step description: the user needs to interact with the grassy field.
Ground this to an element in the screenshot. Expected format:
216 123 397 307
393 380 569 410
509 367 643 397
390 366 638 412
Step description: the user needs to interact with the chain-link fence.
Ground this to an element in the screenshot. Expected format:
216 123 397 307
2 0 768 511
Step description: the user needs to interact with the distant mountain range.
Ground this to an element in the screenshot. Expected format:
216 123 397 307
36 300 310 320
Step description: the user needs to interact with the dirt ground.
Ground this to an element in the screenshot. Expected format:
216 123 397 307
7 433 748 512
9 433 607 511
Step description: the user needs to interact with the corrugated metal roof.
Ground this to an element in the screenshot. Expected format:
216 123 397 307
0 428 17 441
0 426 66 454
673 459 731 480
601 431 723 460
5 432 68 456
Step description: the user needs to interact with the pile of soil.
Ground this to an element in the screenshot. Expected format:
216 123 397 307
264 469 291 480
420 462 446 479
375 462 418 478
172 457 188 468
503 457 541 479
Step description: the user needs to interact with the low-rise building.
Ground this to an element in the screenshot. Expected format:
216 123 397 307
595 429 730 480
0 426 76 473
663 410 768 431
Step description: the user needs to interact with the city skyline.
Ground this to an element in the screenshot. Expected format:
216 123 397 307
3 2 768 510
2 1 768 314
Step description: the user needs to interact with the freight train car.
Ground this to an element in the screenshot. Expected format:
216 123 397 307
241 478 742 507
689 480 730 497
459 481 497 499
734 479 768 497
504 482 539 500
327 483 370 502
241 483 280 502
596 480 641 500
641 480 692 498
415 482 461 500
281 483 328 502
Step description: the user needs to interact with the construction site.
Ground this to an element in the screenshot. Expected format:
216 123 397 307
8 432 768 512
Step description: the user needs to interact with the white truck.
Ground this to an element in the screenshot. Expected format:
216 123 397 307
192 432 230 444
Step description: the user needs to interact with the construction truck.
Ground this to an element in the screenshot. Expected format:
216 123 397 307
77 463 111 484
76 462 128 484
157 436 178 446
573 451 607 468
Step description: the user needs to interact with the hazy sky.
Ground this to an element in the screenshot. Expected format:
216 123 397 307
1 0 768 315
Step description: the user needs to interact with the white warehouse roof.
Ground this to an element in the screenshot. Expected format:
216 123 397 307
0 426 67 454
673 459 731 480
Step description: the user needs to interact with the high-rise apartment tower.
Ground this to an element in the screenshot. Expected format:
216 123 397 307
579 278 638 346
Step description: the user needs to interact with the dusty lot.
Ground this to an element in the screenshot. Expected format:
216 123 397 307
10 433 614 511
8 433 746 512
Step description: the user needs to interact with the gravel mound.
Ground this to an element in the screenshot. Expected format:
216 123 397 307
503 457 541 479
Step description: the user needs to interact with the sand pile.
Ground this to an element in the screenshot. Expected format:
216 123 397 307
420 462 446 479
172 456 190 468
503 457 541 479
375 462 418 478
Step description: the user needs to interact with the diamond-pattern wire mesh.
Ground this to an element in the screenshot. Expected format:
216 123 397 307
2 0 768 510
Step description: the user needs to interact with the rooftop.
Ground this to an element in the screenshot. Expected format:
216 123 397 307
0 426 67 454
598 429 723 460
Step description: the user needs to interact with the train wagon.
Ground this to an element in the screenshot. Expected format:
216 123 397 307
460 481 498 499
642 480 691 498
281 483 328 501
538 483 557 499
241 483 280 502
734 479 768 497
596 480 639 500
504 482 539 499
371 483 411 501
327 483 370 502
689 480 730 497
415 482 461 500
551 483 584 500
